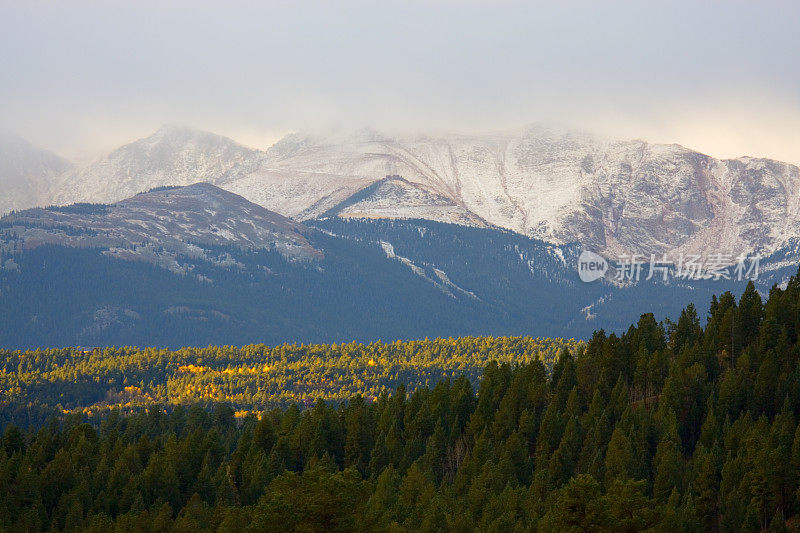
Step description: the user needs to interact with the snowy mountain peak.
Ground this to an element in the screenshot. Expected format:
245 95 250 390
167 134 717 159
242 127 800 259
146 125 247 148
49 127 258 206
3 125 800 260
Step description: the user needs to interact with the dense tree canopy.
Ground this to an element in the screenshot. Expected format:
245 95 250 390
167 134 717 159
2 272 800 530
0 336 576 428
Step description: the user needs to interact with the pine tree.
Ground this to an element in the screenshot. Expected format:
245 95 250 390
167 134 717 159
693 449 720 532
548 474 607 532
606 478 658 532
605 425 635 485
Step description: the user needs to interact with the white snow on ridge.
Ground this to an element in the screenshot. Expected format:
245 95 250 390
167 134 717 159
6 124 800 261
231 126 800 260
379 241 396 258
379 239 478 299
2 183 321 269
50 126 255 206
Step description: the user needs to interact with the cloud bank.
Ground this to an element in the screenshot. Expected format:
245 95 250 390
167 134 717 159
1 1 798 163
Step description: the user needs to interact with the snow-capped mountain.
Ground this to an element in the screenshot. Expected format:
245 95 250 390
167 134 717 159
1 183 320 272
0 134 72 216
49 126 258 205
5 125 800 261
230 126 800 260
317 175 490 226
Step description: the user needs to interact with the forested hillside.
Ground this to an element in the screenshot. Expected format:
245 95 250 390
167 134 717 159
5 213 791 350
2 275 800 530
0 336 577 428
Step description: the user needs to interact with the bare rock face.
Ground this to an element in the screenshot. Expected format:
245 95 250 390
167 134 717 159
0 183 321 271
227 126 800 259
4 125 800 260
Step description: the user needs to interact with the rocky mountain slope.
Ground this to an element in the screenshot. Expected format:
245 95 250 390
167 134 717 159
4 125 800 261
0 183 320 274
50 126 256 205
2 190 794 348
239 127 800 260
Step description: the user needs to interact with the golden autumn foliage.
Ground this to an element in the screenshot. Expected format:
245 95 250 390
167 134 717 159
0 336 581 420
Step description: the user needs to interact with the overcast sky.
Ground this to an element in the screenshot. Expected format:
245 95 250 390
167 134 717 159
1 1 799 164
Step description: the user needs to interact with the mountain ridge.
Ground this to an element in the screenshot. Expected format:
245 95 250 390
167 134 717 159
4 125 800 261
1 182 320 271
49 126 258 206
1 184 798 348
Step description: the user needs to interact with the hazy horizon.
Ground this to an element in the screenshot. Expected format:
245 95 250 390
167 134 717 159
2 1 799 165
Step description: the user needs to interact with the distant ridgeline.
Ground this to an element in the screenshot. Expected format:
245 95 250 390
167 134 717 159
1 275 800 530
3 208 796 349
0 336 578 427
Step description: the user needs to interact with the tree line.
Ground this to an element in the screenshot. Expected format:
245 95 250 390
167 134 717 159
1 273 800 530
0 336 576 428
